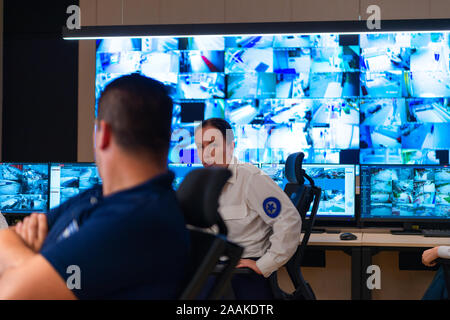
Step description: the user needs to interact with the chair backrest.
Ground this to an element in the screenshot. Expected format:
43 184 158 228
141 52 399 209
284 152 321 265
269 152 321 300
177 167 231 235
177 168 243 300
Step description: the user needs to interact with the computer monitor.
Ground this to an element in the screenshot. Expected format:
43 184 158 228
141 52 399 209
168 163 203 190
0 163 49 214
261 163 356 220
50 163 101 209
360 165 450 221
260 163 287 189
93 27 450 166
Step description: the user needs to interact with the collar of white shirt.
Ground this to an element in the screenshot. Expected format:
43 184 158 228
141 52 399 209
226 157 241 185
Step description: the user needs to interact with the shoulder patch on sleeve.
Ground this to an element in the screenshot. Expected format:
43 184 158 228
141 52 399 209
263 197 281 218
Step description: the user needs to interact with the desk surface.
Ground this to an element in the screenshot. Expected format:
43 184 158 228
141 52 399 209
361 233 450 248
304 233 363 247
303 232 450 248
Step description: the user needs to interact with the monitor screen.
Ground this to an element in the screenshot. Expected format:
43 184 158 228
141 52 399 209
0 163 49 214
360 165 450 220
168 163 203 190
261 163 356 219
50 163 101 209
94 32 450 165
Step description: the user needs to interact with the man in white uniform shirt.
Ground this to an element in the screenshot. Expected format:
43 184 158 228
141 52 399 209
194 118 302 299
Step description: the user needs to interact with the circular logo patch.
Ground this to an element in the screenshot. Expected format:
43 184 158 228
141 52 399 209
263 197 281 218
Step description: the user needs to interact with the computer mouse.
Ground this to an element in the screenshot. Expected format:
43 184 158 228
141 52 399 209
340 232 357 241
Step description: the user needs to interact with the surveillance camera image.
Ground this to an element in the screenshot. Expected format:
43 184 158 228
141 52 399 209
225 48 274 73
360 125 402 149
273 35 312 48
180 51 224 73
304 165 355 217
141 51 180 74
360 71 404 98
225 36 275 48
309 72 360 98
360 33 411 49
361 166 450 219
50 164 101 209
276 73 310 98
94 31 450 165
360 98 406 126
142 37 179 52
177 73 225 99
361 47 412 72
311 46 360 72
0 164 49 213
97 52 142 74
401 123 450 149
406 98 450 123
407 71 450 98
259 99 313 124
274 48 312 74
187 36 225 50
227 73 276 99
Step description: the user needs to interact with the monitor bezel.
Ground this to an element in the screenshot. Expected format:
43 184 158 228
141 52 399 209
359 164 450 223
63 19 450 40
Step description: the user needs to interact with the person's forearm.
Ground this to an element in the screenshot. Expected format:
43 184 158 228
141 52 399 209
0 229 35 276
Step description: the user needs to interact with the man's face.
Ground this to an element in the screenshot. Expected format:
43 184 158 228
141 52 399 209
194 126 233 168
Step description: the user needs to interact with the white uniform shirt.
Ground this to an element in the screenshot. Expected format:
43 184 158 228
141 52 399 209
218 158 302 278
438 246 450 259
0 214 8 230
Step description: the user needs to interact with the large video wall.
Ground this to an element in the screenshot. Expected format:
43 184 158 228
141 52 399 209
95 32 450 165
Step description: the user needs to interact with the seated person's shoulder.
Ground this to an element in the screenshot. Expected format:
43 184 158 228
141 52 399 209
236 162 262 178
40 179 190 299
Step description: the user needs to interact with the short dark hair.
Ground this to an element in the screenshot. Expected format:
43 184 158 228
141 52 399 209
97 74 173 160
195 118 234 143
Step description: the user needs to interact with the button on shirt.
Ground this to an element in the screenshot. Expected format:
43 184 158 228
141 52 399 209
218 158 302 278
41 172 190 300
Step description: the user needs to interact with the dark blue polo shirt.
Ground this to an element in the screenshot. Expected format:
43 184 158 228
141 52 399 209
40 171 190 300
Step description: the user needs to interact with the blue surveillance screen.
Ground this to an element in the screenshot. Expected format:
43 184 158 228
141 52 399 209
95 32 450 165
260 163 356 218
50 163 101 209
0 163 49 214
360 165 450 220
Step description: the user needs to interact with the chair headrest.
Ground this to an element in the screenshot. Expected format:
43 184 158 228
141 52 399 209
177 168 232 229
285 152 305 184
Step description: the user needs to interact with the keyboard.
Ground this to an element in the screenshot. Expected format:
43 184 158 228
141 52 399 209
422 229 450 237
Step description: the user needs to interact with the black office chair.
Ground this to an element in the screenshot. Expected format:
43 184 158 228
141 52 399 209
177 168 244 300
268 152 322 300
437 258 450 299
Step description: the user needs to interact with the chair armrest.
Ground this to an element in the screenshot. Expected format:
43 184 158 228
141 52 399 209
212 264 253 275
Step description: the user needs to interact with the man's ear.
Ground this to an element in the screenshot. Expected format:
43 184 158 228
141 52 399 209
97 120 112 150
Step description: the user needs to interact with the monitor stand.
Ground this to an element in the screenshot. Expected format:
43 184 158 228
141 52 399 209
391 223 422 235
